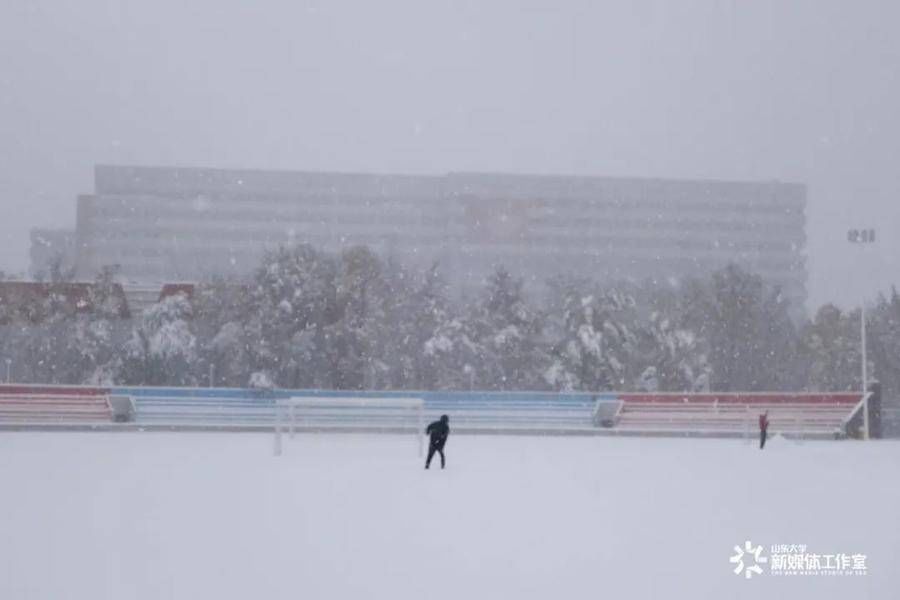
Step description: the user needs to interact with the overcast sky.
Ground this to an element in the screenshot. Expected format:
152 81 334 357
1 0 898 312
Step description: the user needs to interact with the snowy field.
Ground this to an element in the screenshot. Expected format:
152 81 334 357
0 432 897 600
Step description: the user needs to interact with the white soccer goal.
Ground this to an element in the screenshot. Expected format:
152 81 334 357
273 396 425 457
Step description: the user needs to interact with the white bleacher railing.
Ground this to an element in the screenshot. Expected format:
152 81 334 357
842 392 872 440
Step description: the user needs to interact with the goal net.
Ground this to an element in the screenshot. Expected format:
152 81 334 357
273 396 425 456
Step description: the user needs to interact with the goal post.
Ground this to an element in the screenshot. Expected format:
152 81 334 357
843 391 872 440
274 396 425 457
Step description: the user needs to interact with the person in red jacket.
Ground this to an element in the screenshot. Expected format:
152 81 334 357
759 411 770 449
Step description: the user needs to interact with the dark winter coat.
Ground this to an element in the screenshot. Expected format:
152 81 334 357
426 415 450 448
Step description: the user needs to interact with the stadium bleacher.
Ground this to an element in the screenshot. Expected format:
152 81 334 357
0 385 116 426
611 393 865 439
0 384 871 439
118 387 606 433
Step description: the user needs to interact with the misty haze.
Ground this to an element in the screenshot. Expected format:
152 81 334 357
0 2 898 600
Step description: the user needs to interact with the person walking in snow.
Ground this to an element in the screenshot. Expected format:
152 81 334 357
759 411 770 449
425 414 450 469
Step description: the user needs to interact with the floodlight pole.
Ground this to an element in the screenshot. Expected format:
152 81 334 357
861 301 869 440
860 303 867 395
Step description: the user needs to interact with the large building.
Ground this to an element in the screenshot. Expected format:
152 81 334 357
73 165 807 310
29 228 77 280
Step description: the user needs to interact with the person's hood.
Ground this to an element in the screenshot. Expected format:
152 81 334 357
440 414 449 424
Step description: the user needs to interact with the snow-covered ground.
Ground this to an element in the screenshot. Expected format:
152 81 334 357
0 432 897 600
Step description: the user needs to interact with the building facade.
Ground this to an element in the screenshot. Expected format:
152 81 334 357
74 165 807 312
29 228 77 280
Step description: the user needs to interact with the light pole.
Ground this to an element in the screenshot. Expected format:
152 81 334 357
4 358 10 384
847 228 875 438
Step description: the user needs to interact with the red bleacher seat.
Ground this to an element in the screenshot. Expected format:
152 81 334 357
612 393 865 437
0 386 114 424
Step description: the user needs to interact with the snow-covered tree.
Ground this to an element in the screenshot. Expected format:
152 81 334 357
216 245 338 388
381 263 456 389
320 246 391 389
74 267 130 384
6 241 896 396
115 293 197 386
467 267 548 390
395 264 485 390
193 278 252 386
634 311 710 392
800 304 864 392
680 264 799 391
868 287 900 400
7 272 126 384
543 281 637 392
